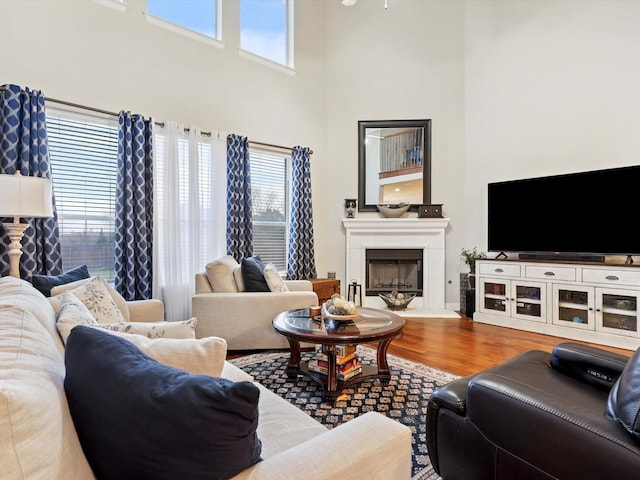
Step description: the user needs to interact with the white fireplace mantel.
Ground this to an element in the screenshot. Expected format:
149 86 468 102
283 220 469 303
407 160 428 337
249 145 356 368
342 217 450 312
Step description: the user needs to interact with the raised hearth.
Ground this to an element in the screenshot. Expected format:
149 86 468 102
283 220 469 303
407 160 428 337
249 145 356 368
342 217 449 312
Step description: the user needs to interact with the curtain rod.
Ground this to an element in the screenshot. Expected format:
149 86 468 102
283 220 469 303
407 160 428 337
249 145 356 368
227 136 314 155
2 87 311 152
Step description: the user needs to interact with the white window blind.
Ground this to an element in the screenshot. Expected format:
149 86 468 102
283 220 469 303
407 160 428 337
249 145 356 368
250 149 290 271
46 112 119 281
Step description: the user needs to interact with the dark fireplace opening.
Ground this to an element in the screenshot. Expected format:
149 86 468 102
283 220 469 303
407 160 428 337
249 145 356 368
365 248 423 297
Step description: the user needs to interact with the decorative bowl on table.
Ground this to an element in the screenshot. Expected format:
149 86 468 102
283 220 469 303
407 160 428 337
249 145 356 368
321 303 359 322
376 203 410 218
378 292 416 311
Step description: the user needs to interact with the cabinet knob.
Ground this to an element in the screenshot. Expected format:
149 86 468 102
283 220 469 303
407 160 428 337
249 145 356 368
605 275 619 281
544 271 555 276
495 268 504 273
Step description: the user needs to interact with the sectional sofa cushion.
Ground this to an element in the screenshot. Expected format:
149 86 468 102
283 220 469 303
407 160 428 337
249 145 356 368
64 326 262 480
31 264 90 297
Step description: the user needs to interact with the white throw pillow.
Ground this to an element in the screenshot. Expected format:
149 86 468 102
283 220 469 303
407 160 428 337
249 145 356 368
205 255 240 293
50 276 126 324
93 330 227 376
56 292 98 342
95 317 197 339
263 263 289 293
233 266 246 292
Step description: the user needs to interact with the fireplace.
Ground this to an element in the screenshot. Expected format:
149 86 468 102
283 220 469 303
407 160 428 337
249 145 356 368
342 217 449 312
365 249 423 297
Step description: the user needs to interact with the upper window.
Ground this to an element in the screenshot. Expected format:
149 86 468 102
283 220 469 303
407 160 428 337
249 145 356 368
46 111 119 281
250 148 290 271
146 0 220 42
240 0 292 67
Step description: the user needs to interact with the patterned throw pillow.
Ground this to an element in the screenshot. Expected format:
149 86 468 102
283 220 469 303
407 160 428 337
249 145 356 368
50 276 126 324
96 318 197 339
56 292 99 343
263 264 289 293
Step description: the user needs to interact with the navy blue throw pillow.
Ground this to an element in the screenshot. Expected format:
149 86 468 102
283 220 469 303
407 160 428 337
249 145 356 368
31 264 90 297
241 256 270 292
64 327 262 480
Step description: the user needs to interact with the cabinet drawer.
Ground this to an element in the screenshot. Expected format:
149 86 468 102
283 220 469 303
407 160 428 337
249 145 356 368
583 268 640 287
525 265 576 282
477 262 521 277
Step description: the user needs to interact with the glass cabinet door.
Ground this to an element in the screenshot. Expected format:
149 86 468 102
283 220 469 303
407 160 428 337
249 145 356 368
596 288 639 338
552 285 594 330
479 278 510 316
512 281 545 322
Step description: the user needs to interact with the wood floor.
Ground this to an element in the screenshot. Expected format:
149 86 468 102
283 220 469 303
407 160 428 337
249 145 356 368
375 313 633 376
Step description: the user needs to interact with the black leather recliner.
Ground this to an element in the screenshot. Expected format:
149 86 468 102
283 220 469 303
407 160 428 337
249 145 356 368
427 342 640 480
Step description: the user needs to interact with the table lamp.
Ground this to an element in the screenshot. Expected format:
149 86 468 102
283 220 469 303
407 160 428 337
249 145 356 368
0 173 54 278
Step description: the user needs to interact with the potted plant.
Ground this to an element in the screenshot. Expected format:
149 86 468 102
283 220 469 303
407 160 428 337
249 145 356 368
459 247 486 317
460 247 487 277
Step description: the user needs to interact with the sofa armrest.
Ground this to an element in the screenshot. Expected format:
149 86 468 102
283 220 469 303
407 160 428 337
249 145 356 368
551 342 629 391
192 291 318 349
127 299 165 323
284 280 313 292
233 411 412 480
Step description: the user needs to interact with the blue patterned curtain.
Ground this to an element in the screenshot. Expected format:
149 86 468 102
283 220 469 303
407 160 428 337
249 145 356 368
114 112 153 300
226 134 253 261
287 146 317 280
0 84 61 279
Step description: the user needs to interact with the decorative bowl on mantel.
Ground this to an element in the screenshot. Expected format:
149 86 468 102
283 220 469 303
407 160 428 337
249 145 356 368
376 203 410 218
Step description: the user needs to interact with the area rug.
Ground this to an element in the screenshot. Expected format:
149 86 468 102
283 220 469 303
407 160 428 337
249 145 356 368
230 346 459 480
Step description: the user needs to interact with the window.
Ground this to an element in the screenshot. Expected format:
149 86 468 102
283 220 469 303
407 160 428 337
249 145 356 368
146 0 221 44
250 149 290 271
240 0 293 67
46 111 119 281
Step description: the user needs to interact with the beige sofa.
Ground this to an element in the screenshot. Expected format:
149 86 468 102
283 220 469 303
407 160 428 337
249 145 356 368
193 270 319 350
1 276 412 479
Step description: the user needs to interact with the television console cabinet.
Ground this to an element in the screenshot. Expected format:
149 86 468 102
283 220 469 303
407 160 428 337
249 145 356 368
474 259 640 350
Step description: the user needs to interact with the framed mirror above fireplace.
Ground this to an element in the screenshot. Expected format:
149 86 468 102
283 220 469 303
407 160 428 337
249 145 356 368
357 119 432 212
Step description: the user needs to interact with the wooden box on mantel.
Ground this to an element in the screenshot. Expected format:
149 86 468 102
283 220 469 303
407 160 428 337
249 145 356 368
307 278 341 305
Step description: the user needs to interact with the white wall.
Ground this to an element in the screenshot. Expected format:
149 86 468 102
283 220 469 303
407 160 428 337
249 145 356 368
323 0 466 303
464 0 640 261
4 0 640 307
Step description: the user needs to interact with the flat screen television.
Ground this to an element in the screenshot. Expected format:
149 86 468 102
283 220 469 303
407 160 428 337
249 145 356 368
487 165 640 259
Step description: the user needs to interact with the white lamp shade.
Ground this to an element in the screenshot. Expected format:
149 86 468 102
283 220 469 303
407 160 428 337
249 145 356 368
0 173 54 218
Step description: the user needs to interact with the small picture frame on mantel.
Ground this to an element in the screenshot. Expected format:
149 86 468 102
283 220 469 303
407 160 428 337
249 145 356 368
418 204 443 218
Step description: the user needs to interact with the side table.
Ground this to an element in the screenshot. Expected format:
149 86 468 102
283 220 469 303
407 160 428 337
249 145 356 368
307 278 341 305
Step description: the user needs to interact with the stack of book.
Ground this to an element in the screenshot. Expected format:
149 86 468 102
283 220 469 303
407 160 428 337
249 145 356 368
308 345 362 381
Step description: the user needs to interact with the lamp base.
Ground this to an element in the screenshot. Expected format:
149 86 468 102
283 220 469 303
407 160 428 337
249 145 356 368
2 222 28 278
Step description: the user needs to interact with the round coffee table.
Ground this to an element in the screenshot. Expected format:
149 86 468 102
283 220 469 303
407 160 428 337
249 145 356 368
272 307 405 403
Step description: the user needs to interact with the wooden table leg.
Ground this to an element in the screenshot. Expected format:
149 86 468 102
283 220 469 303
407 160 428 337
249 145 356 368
285 338 301 379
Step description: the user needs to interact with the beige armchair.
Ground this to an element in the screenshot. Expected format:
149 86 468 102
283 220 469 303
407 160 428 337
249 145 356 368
193 264 318 350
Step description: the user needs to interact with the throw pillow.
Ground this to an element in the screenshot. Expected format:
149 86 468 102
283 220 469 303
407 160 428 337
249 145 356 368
606 347 640 439
233 266 246 292
56 292 99 342
263 263 289 293
241 256 270 292
50 276 126 324
205 255 240 293
31 265 90 297
96 317 197 339
94 330 228 376
64 327 262 480
50 276 130 322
